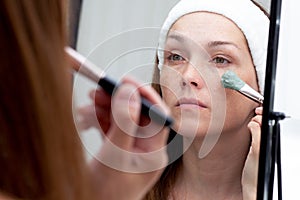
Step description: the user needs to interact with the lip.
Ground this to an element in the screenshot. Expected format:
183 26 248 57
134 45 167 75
176 97 208 108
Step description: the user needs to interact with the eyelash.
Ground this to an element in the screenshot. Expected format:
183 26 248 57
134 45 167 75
164 53 231 68
211 56 231 67
165 53 186 64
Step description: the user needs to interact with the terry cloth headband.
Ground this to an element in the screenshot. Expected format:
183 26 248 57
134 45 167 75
157 0 269 94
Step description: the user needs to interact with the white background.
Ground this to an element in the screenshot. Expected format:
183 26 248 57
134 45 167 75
75 0 300 199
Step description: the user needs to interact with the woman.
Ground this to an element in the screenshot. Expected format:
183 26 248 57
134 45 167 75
145 0 268 199
0 0 170 199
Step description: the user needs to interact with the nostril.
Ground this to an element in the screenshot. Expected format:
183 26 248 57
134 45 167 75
182 80 199 88
190 81 198 87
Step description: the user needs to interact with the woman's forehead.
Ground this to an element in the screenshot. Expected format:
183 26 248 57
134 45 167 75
168 12 248 49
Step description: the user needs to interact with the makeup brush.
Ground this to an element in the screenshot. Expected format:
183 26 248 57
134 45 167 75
65 47 173 127
221 70 264 104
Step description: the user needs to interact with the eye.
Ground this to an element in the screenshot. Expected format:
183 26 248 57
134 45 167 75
211 56 231 67
164 52 187 66
169 54 184 61
213 57 229 64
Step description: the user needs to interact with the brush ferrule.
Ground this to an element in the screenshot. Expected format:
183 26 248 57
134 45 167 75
65 47 105 83
239 84 264 104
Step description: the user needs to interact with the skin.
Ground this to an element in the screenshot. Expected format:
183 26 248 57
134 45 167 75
71 11 262 200
160 12 262 199
243 107 262 200
77 78 171 200
0 78 170 200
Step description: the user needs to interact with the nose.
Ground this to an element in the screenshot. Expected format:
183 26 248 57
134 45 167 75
181 64 205 89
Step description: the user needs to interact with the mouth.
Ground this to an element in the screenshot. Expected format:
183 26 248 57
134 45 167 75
176 98 208 109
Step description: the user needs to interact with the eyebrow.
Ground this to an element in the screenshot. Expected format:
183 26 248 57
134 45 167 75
167 33 187 43
167 33 240 50
207 41 241 50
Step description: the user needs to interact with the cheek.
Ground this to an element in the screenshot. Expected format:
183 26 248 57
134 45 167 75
223 89 257 130
160 79 173 105
160 69 182 103
223 64 259 125
161 87 174 106
237 65 259 92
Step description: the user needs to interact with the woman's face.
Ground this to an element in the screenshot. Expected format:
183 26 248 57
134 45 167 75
160 12 259 137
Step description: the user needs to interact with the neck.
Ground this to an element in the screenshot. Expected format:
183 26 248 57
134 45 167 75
173 126 251 199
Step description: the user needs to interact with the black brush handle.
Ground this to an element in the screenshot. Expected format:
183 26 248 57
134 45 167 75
98 76 173 127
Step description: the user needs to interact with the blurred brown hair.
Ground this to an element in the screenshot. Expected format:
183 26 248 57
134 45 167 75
0 0 93 199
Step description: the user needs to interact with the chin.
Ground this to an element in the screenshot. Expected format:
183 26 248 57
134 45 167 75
173 111 223 139
173 116 207 138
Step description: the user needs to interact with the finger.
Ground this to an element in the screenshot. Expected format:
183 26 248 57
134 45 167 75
134 126 169 152
94 106 111 134
247 121 261 155
255 106 263 115
90 88 112 107
76 105 100 131
121 77 170 151
251 115 262 126
89 89 96 100
108 83 141 150
121 77 170 115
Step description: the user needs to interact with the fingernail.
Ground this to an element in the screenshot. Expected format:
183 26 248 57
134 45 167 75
255 107 263 112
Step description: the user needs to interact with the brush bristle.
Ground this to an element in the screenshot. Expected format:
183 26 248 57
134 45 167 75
221 70 245 91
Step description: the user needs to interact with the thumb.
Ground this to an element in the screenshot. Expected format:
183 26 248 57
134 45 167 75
108 83 141 150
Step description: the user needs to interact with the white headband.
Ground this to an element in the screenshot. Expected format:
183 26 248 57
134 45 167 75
157 0 269 94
